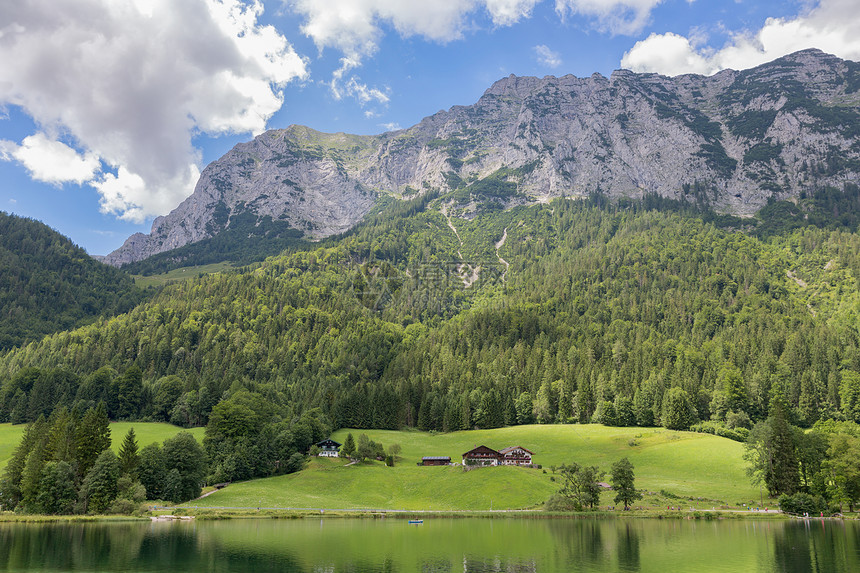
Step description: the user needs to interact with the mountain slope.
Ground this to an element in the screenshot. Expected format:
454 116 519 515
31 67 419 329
104 49 860 267
0 212 146 350
7 192 860 427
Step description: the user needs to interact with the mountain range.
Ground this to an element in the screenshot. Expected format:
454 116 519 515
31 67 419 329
103 49 860 267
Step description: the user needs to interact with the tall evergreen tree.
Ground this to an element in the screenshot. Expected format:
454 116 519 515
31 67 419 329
118 427 140 478
76 402 111 479
80 449 120 514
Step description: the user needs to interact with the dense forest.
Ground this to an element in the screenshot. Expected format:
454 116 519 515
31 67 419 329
0 212 147 350
3 186 860 488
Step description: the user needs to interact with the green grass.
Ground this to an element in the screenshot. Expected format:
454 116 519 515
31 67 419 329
132 262 233 288
0 422 205 470
191 425 760 511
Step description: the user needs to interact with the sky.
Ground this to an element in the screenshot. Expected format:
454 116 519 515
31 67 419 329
1 0 859 256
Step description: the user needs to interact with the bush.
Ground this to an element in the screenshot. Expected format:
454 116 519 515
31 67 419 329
109 498 137 515
690 421 749 442
544 493 577 512
778 492 828 515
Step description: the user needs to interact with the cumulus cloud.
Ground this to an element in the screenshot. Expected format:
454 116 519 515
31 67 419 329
1 133 100 185
621 0 860 76
555 0 665 35
0 0 307 222
534 44 563 67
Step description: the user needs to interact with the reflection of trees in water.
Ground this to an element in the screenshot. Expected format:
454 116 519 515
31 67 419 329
546 519 607 570
544 519 643 572
0 523 149 571
617 522 640 573
0 522 309 573
773 520 857 573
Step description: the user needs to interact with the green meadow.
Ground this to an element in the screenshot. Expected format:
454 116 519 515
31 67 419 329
0 422 205 470
191 425 760 511
131 262 233 288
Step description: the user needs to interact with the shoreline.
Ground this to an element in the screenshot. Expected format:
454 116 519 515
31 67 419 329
1 508 826 523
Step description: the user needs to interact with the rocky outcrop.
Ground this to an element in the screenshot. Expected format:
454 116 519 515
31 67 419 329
104 49 860 266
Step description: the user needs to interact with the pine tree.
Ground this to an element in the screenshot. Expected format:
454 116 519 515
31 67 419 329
80 449 120 514
0 416 48 510
342 433 356 458
118 427 140 478
76 402 111 479
44 407 77 463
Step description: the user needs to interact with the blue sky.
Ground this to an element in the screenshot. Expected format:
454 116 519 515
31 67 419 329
1 0 859 256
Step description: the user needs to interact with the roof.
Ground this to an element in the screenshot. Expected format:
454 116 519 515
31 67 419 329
462 445 501 457
499 446 534 455
316 438 342 447
422 456 452 461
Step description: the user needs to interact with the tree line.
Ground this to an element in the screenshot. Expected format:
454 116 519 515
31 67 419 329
0 403 206 514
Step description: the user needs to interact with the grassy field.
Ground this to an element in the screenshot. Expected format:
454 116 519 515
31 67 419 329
132 262 233 288
0 422 205 470
191 425 761 512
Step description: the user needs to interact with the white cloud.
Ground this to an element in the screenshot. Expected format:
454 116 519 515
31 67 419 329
534 44 563 67
290 0 544 102
485 0 541 26
621 0 860 76
2 134 100 185
555 0 665 35
379 122 402 131
0 0 307 222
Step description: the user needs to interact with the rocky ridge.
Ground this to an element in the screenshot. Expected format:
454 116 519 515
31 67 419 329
104 49 860 267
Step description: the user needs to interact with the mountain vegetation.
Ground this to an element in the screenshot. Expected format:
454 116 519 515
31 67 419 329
4 182 860 498
0 212 147 351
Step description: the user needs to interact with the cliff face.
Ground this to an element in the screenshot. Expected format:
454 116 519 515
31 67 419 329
104 49 860 266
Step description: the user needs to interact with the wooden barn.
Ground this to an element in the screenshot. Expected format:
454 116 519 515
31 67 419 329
420 456 452 466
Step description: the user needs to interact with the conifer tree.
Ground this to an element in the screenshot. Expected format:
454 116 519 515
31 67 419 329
80 449 120 514
76 402 111 479
342 433 356 458
118 427 140 478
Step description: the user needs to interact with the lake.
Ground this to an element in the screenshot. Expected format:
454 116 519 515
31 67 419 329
0 517 858 572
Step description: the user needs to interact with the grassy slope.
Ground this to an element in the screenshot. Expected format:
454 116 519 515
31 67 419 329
192 425 759 511
0 422 205 470
131 262 233 288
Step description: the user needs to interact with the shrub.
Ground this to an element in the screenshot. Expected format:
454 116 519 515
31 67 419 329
544 493 577 512
778 492 828 515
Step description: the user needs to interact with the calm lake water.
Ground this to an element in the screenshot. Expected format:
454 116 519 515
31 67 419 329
1 517 858 572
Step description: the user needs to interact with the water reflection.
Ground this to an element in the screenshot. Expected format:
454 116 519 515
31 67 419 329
0 518 858 572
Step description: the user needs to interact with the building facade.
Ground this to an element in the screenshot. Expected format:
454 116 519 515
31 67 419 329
316 438 341 457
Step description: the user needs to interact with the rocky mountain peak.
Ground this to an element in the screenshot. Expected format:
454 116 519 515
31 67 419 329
104 50 860 267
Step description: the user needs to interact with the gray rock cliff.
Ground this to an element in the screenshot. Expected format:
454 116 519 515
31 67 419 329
104 49 860 266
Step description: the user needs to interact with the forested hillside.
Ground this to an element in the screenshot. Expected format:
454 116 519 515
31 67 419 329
4 187 860 447
0 212 147 351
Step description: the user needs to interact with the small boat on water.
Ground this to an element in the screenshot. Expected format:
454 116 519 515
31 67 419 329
408 520 424 525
